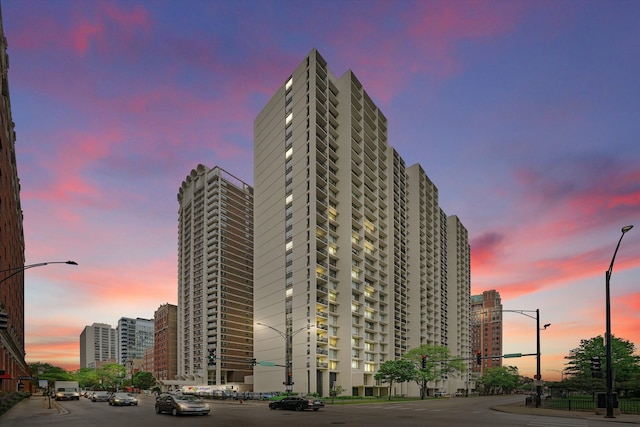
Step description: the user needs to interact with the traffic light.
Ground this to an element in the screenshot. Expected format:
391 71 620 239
0 310 8 330
591 356 602 378
421 355 426 370
208 349 216 366
286 372 293 386
476 352 482 366
251 358 257 366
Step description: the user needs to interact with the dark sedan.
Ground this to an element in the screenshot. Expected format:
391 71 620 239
108 392 138 406
155 394 210 416
268 396 324 411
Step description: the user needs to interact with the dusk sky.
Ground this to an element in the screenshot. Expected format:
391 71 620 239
2 0 639 381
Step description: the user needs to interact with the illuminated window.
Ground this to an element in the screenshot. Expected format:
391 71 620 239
286 241 293 251
286 147 293 158
285 77 293 91
286 112 293 124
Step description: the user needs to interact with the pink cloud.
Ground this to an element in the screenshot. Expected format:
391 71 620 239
72 19 105 54
322 1 529 103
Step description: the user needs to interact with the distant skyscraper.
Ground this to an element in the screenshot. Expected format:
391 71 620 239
177 165 253 387
471 290 503 375
80 323 116 368
253 49 471 397
153 303 177 382
117 317 154 364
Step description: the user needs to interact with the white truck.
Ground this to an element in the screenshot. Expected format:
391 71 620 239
54 380 80 401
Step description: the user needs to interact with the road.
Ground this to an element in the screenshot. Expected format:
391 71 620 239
0 393 624 427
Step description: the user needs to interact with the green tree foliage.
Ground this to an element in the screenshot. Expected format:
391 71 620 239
564 335 640 395
96 363 126 390
329 384 344 404
132 371 156 390
476 366 520 395
76 367 100 389
29 362 72 389
403 344 465 399
374 359 415 400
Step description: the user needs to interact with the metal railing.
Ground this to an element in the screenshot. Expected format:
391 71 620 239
543 398 640 414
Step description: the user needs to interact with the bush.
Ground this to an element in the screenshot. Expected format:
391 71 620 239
0 391 31 416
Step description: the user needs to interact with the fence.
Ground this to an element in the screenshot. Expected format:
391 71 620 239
544 398 640 414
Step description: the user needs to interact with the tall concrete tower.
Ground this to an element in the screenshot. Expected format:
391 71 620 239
177 165 254 389
253 49 471 397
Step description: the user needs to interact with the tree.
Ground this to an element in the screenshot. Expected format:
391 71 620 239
29 362 73 391
374 359 415 400
76 367 100 389
132 371 156 391
97 363 126 390
329 384 344 404
476 366 520 395
564 335 640 395
403 344 465 399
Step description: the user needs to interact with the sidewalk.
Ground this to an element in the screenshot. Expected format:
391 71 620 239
0 393 67 424
493 401 640 424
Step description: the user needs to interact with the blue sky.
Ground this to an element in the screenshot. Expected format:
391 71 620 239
2 0 639 379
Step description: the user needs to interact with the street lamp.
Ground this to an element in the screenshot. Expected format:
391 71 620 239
605 225 633 418
0 261 78 330
256 322 313 394
503 309 549 407
0 261 78 285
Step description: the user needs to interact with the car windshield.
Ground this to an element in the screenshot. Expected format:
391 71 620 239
175 395 203 402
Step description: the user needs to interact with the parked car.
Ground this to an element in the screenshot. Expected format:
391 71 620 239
434 391 450 398
108 392 138 406
268 396 324 411
91 391 111 402
155 394 210 416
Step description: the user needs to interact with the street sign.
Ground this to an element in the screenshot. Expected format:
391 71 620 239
259 361 276 367
503 353 522 358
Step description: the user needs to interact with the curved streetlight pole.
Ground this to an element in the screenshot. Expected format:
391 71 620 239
0 261 78 285
605 225 633 418
256 322 313 395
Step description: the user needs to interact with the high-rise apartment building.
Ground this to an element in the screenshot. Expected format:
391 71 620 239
117 317 154 364
153 303 177 382
447 215 472 389
177 165 253 388
0 4 29 392
79 323 116 368
253 49 471 397
471 290 502 374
